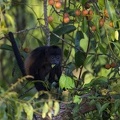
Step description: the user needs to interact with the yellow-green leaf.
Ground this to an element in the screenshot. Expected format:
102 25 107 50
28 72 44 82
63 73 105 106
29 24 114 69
115 30 119 40
42 103 49 118
53 101 60 116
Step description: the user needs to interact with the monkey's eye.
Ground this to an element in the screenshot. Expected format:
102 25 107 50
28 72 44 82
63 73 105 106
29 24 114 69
51 55 55 60
56 55 60 60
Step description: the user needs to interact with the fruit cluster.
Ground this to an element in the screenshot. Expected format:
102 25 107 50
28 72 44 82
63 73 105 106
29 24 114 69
105 62 117 69
48 0 62 9
48 1 114 28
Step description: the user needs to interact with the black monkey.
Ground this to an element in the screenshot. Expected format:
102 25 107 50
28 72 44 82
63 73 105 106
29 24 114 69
24 45 62 91
8 32 62 91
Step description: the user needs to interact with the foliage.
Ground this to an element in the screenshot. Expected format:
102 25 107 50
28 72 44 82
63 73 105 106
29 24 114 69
0 0 120 119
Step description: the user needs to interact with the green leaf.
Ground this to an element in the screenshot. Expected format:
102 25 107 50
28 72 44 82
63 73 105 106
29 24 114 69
98 0 105 8
53 101 60 116
42 103 49 118
50 24 76 44
59 74 75 89
23 103 33 120
75 31 84 52
96 102 101 112
81 17 88 33
75 51 86 67
84 55 95 67
106 1 116 21
15 103 23 120
99 44 106 54
99 103 109 115
73 95 82 104
114 100 120 111
65 62 76 76
0 103 8 120
0 44 13 51
90 76 108 87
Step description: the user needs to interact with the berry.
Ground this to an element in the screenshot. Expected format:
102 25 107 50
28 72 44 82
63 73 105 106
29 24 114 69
55 1 62 9
75 9 81 16
105 64 111 69
48 16 53 23
48 0 54 5
63 17 70 23
82 9 88 16
91 26 96 31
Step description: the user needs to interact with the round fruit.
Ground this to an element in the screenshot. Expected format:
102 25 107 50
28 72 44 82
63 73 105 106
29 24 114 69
82 9 88 16
88 10 93 15
109 22 113 27
55 1 62 9
48 0 54 5
63 17 70 23
105 64 111 69
23 48 30 53
104 9 109 18
75 9 81 16
91 26 96 31
110 62 116 68
48 16 53 23
63 13 69 18
99 18 105 27
87 10 93 20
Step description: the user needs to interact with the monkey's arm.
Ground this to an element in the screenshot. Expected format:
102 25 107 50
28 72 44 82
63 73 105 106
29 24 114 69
8 32 26 76
48 64 62 84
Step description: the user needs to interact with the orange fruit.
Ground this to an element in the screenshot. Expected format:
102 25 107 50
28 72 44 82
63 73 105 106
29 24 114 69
55 1 62 9
48 0 54 5
109 22 113 27
91 26 96 31
87 10 93 20
104 9 109 18
82 9 88 16
23 48 30 53
48 16 53 23
110 62 116 68
63 17 70 23
63 13 69 18
99 18 105 27
75 9 81 16
105 64 111 69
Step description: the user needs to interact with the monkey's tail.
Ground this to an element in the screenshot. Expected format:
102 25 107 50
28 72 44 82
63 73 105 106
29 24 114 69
8 32 26 76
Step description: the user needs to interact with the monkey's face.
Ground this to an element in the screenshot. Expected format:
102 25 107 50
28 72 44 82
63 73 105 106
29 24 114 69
50 55 61 65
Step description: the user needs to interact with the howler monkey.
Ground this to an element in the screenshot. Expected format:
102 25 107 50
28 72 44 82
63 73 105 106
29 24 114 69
8 32 62 91
24 45 62 91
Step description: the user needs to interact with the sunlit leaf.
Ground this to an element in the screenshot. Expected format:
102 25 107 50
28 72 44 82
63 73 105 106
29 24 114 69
59 74 75 89
115 30 119 40
84 55 95 67
23 103 33 120
106 0 116 20
48 100 53 108
73 95 82 104
53 101 60 116
42 103 49 118
48 112 52 119
15 103 23 120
